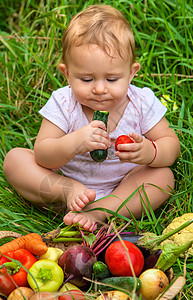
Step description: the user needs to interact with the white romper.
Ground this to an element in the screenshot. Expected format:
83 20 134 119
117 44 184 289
39 84 167 200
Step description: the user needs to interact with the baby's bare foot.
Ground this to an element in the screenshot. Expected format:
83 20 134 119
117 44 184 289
63 211 97 232
68 188 96 212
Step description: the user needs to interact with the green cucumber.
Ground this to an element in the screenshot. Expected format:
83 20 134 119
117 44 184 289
93 261 111 280
97 276 141 292
90 110 109 162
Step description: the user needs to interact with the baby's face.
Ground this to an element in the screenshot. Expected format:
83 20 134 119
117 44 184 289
65 44 134 112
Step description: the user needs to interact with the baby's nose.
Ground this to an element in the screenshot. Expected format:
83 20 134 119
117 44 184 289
92 81 108 94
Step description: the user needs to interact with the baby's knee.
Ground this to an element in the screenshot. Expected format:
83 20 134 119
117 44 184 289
158 167 175 190
3 148 30 177
3 148 19 174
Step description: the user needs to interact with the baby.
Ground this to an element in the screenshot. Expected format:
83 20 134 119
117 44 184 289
3 5 180 231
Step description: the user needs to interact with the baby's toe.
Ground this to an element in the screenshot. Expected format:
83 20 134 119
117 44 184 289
84 189 96 203
70 193 89 211
63 211 74 225
72 214 95 232
84 219 97 232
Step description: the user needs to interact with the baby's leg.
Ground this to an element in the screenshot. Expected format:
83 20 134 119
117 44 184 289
63 165 175 231
3 148 95 211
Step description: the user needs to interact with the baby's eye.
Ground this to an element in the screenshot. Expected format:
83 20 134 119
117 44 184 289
107 78 118 82
81 78 93 82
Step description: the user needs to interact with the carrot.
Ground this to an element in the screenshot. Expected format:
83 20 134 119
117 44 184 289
0 233 48 257
25 238 48 256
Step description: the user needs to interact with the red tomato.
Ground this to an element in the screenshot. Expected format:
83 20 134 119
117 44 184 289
115 135 134 151
59 290 85 300
0 273 15 296
105 240 144 277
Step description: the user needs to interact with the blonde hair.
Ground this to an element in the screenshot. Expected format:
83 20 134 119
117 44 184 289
61 5 136 65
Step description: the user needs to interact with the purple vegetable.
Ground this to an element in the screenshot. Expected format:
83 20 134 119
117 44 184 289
143 249 162 270
114 232 143 243
58 245 97 289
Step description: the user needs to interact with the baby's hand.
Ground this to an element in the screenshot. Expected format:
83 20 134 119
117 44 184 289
115 132 155 165
75 120 110 154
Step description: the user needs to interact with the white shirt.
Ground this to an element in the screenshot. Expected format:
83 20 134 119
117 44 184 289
39 84 167 199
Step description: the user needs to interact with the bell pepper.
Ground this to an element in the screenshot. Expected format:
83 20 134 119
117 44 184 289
38 247 63 263
0 249 37 287
27 259 64 292
0 255 8 265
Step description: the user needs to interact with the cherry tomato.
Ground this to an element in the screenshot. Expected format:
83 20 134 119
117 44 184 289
105 240 144 277
59 290 85 300
115 135 134 151
0 273 15 296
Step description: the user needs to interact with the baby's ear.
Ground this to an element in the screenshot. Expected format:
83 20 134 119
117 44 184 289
58 64 69 78
129 62 141 83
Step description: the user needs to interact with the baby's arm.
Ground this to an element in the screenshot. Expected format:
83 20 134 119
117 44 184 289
34 118 110 169
115 116 180 167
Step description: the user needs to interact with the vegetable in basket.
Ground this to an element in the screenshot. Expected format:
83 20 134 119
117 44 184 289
59 290 85 300
30 292 58 299
38 247 63 263
105 240 144 277
96 291 131 300
0 233 47 257
58 245 97 289
139 269 169 300
96 276 141 292
7 287 34 300
27 259 64 292
160 213 193 255
0 249 37 287
155 240 193 271
0 272 15 297
135 218 193 252
93 261 111 280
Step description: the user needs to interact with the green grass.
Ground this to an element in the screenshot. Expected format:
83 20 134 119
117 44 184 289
0 0 193 298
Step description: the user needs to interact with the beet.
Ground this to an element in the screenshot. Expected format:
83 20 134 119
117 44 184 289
58 245 97 289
